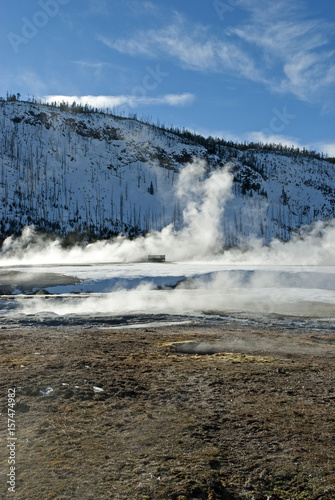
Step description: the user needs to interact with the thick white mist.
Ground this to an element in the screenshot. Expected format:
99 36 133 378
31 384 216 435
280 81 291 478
217 220 335 266
14 270 335 318
1 157 335 322
0 159 233 266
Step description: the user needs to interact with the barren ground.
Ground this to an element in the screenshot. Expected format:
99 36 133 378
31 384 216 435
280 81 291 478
0 320 334 499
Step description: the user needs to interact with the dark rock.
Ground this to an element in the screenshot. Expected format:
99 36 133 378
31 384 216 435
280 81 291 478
33 289 51 295
63 389 74 399
14 402 30 413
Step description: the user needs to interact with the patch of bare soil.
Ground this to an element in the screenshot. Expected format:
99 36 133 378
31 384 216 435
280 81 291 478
0 322 334 499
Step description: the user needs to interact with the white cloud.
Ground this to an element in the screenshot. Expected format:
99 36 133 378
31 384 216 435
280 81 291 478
196 127 335 158
43 93 195 109
127 1 160 17
72 61 109 79
73 61 107 69
245 131 304 149
97 35 155 57
101 3 335 104
232 20 328 58
163 93 195 106
231 1 335 103
99 14 264 83
315 142 335 157
243 133 335 158
199 128 304 150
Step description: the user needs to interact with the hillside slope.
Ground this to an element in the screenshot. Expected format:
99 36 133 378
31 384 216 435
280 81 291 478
0 100 334 245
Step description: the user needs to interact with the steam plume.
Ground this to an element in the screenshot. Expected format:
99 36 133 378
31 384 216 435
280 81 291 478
0 160 233 266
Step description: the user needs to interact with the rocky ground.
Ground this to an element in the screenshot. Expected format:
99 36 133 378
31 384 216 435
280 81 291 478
0 319 334 499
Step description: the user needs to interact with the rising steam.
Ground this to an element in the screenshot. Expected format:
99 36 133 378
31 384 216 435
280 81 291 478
1 158 335 267
0 160 233 266
1 158 335 321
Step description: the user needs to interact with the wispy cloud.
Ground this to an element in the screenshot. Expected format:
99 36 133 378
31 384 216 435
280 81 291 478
87 0 109 15
43 93 195 109
101 2 335 105
231 0 335 103
98 14 264 83
246 134 335 157
198 126 335 157
72 60 110 79
162 93 195 106
73 60 133 76
315 142 335 157
127 1 161 17
73 61 108 69
199 128 304 150
98 34 155 57
244 131 304 149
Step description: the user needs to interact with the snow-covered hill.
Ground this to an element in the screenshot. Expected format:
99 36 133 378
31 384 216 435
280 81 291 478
0 99 334 245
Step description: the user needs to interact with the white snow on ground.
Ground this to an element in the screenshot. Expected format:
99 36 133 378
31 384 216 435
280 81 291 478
6 262 335 294
1 100 335 245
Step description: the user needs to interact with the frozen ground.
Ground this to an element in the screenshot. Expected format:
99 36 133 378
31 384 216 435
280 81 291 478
0 262 334 332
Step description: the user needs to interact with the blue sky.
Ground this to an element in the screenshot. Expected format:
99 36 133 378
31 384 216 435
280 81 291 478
1 0 335 155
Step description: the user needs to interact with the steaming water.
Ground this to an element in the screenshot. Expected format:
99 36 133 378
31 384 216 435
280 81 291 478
0 262 334 332
0 160 334 331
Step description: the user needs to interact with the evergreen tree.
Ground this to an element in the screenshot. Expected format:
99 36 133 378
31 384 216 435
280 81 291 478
148 181 154 195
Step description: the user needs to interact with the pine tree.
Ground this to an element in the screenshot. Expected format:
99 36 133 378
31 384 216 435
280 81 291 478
148 181 154 195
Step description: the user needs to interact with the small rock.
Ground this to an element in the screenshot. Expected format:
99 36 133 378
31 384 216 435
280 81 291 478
93 386 104 393
40 387 53 395
15 402 30 413
63 389 74 399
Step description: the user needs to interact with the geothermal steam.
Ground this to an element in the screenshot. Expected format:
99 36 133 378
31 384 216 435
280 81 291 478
1 158 335 319
0 160 233 266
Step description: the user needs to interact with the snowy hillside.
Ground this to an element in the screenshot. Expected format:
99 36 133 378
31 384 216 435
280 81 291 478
0 99 334 245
